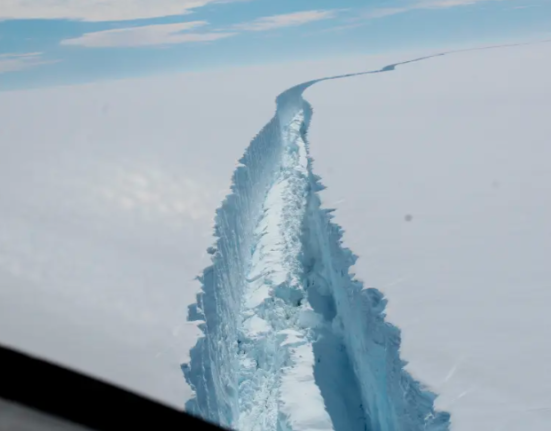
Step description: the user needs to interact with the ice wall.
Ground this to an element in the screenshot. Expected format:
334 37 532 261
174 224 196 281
182 61 451 431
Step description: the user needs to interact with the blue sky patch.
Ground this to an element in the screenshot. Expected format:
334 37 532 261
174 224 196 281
1 0 550 90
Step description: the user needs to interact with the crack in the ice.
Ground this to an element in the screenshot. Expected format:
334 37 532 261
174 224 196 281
182 39 550 431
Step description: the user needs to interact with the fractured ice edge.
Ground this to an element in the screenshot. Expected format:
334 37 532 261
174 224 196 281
182 57 452 431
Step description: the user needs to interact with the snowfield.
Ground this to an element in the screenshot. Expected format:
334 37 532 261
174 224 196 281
1 39 549 431
0 52 450 408
0 63 306 406
305 43 551 430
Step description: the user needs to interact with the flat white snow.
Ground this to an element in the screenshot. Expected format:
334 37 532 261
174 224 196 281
306 42 551 431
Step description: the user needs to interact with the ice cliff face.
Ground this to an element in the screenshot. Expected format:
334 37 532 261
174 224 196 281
182 60 451 431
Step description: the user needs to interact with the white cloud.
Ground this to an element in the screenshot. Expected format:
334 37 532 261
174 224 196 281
0 0 243 22
0 52 57 73
60 9 338 48
60 22 235 48
234 10 338 32
366 0 505 19
366 7 413 18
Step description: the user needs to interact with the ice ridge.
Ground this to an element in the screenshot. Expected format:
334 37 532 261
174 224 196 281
182 56 452 431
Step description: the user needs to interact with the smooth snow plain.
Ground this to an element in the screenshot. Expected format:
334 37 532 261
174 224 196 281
305 43 551 431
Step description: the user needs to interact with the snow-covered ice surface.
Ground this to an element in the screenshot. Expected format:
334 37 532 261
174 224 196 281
305 43 551 431
3 38 549 430
0 54 446 408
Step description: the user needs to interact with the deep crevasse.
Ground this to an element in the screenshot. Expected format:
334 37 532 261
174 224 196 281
182 74 451 431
